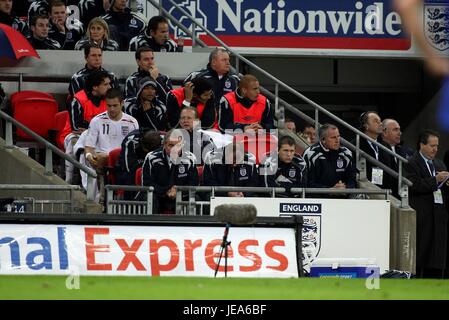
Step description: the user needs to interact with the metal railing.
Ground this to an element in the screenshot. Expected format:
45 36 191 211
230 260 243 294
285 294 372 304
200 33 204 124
105 185 154 215
99 184 390 216
0 107 97 201
176 186 287 216
0 184 81 213
149 0 412 207
175 186 391 216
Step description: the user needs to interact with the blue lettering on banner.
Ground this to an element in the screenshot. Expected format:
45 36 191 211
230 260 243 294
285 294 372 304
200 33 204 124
0 226 69 271
0 237 20 268
280 203 322 214
166 0 410 50
58 227 69 270
26 237 52 270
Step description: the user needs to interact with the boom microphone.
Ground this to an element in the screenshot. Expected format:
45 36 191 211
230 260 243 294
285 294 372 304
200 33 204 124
214 204 257 225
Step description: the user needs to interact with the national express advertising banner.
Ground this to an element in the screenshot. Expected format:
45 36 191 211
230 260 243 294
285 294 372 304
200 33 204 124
0 224 298 277
164 0 412 53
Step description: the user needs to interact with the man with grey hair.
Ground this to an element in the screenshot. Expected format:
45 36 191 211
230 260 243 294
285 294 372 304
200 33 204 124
381 118 414 160
142 128 198 214
184 47 240 107
380 118 414 196
355 111 386 187
303 123 356 189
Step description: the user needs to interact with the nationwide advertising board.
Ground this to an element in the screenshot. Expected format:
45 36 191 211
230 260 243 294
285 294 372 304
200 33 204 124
161 0 449 56
210 197 390 272
0 224 298 277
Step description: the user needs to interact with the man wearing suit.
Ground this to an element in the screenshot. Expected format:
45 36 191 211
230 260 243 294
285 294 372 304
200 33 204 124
380 118 414 197
355 111 387 188
405 130 449 278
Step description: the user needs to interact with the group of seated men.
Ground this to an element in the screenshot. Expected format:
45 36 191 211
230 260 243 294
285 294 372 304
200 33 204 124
1 0 182 52
2 1 420 213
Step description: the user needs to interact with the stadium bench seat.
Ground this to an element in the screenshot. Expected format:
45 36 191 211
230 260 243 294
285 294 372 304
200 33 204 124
135 166 142 186
49 110 69 150
10 90 58 142
234 132 278 164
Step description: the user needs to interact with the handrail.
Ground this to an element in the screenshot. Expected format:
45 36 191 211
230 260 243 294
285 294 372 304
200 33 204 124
175 186 390 215
157 0 411 205
0 184 80 190
256 80 412 187
162 0 407 163
0 107 97 201
290 188 390 199
176 185 390 197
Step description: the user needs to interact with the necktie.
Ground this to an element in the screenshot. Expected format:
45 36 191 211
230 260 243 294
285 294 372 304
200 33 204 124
391 146 397 164
428 160 435 176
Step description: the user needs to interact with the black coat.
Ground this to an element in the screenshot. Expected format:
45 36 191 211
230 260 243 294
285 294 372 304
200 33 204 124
379 140 415 197
355 137 390 189
405 152 448 270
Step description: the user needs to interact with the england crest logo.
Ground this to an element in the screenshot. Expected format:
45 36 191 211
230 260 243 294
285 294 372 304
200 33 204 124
168 0 208 40
336 158 344 169
424 1 449 51
301 216 322 271
289 168 296 178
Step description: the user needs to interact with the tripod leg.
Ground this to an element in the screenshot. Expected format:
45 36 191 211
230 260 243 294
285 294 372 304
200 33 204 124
224 242 228 278
214 243 225 278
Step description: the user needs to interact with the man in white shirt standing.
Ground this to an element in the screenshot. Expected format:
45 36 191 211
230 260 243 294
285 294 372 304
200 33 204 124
84 87 139 171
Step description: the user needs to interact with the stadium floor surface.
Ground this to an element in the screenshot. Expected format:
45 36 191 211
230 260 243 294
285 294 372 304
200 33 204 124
0 276 448 299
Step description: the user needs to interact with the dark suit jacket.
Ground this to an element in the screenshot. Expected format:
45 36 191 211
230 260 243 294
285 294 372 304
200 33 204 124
353 137 389 189
405 152 448 270
379 141 415 197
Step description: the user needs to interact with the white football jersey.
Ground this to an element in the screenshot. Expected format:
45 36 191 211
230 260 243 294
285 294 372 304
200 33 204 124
85 111 139 154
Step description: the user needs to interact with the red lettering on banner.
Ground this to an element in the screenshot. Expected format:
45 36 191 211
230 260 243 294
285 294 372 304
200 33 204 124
85 227 112 271
265 240 288 271
116 239 146 271
238 239 262 272
149 239 179 276
184 239 202 271
205 239 234 272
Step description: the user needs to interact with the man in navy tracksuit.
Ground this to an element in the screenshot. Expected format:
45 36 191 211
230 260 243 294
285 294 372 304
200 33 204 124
203 141 258 197
101 0 145 50
259 136 307 196
116 129 162 186
184 48 240 108
142 129 199 214
303 123 356 190
124 77 167 131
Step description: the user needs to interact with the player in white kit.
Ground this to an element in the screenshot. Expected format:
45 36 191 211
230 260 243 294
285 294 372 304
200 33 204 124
84 87 139 170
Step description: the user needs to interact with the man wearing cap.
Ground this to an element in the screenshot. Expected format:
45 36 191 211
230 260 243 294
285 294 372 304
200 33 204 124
129 15 179 52
101 0 145 50
124 76 167 131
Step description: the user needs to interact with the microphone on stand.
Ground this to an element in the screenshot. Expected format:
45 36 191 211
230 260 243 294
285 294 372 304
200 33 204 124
213 204 257 277
214 204 257 225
